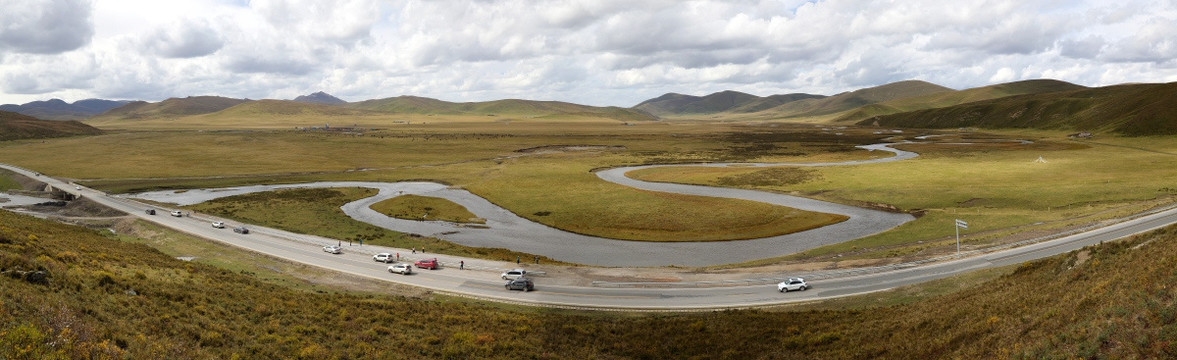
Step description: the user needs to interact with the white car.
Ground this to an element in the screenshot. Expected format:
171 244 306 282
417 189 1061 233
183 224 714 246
170 210 183 217
323 245 342 254
500 269 527 280
388 263 413 275
777 277 808 292
211 221 225 229
373 253 394 262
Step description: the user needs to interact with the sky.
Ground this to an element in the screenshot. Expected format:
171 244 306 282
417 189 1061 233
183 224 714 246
1 0 1176 107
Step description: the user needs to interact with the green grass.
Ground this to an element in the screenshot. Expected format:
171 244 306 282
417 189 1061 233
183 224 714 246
369 194 485 224
5 208 1177 358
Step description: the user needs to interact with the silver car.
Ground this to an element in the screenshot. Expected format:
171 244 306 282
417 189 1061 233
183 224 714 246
500 269 527 280
777 277 808 292
387 263 413 275
323 245 342 254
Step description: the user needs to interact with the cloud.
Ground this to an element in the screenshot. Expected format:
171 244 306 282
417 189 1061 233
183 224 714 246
252 0 379 45
4 0 1177 106
0 0 94 54
1100 18 1177 63
1059 35 1106 59
141 19 224 58
0 50 99 95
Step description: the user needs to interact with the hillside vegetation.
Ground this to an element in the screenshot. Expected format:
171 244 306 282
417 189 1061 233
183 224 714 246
0 110 103 141
861 82 1177 135
3 209 1177 358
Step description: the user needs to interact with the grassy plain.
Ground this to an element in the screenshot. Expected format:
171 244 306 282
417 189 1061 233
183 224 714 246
4 209 1177 358
2 120 1174 262
370 194 485 224
0 122 869 244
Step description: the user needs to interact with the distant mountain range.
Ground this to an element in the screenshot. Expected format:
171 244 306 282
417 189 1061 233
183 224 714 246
85 93 658 123
6 80 1177 135
0 99 131 121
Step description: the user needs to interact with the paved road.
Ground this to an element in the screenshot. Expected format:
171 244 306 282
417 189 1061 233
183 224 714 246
124 143 918 266
4 161 1175 309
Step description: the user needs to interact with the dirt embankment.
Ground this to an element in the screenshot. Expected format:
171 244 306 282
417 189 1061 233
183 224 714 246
19 196 128 218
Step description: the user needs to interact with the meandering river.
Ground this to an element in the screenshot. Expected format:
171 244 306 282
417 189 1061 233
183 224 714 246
130 143 918 266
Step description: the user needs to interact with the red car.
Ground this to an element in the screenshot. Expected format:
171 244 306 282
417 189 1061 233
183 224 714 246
414 258 440 270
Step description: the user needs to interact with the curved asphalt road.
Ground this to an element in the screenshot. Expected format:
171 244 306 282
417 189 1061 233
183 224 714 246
4 155 1175 309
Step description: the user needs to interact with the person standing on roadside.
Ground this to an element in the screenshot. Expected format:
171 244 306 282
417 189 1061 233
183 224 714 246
460 260 464 270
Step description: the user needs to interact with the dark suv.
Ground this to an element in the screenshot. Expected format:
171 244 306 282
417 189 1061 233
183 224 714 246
505 278 534 292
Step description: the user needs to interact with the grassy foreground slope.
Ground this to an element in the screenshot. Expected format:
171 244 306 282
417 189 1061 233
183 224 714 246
4 210 1177 358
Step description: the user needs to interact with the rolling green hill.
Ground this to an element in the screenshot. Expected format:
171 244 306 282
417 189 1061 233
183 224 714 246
859 82 1177 135
0 110 103 141
3 205 1177 358
348 95 456 114
834 79 1087 123
634 90 770 116
98 96 249 119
